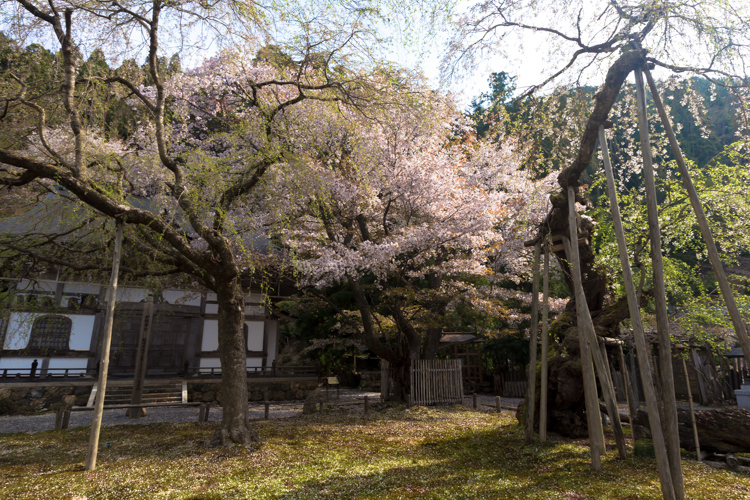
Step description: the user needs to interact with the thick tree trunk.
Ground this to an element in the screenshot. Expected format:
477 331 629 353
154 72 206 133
210 277 261 446
526 50 648 438
635 407 750 454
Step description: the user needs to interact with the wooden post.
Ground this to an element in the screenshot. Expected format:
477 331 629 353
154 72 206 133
364 395 369 414
539 243 550 442
565 188 627 459
199 403 206 423
264 402 270 420
525 243 541 441
644 67 750 364
55 406 65 430
690 348 709 405
562 236 603 470
62 408 71 429
85 219 124 472
472 393 477 409
617 344 638 449
635 67 684 500
496 396 501 413
598 124 676 500
681 354 701 462
127 296 155 418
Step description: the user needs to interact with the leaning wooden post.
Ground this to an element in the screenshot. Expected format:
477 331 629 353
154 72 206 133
85 219 124 471
566 186 627 459
681 352 701 462
635 67 684 500
644 68 750 363
562 236 603 469
616 343 638 449
525 243 541 442
539 242 550 442
598 124 676 500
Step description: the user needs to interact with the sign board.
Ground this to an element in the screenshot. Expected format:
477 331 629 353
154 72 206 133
327 376 339 385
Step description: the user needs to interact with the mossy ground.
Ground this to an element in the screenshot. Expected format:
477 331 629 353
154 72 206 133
1 405 748 499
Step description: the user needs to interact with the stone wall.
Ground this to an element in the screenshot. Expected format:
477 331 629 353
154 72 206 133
0 377 320 415
0 385 92 415
358 370 381 391
189 379 319 404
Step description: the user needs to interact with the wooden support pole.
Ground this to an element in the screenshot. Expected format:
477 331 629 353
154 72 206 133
635 67 684 500
681 355 701 462
55 406 65 430
364 395 369 414
562 237 603 469
644 67 750 364
690 348 709 405
566 187 627 460
264 402 270 420
525 243 541 442
617 344 638 449
598 124 676 500
86 220 124 472
539 243 550 442
473 393 478 410
496 396 501 413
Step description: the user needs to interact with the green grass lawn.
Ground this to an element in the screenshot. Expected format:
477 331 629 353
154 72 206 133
1 405 748 499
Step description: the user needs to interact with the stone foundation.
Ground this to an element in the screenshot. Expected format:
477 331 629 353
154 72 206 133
189 379 319 404
0 385 92 415
0 377 320 415
358 370 381 391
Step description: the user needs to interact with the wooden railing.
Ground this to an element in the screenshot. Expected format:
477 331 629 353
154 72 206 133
1 367 93 379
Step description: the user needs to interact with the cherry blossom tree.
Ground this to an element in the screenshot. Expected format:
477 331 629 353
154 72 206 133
0 0 410 445
274 91 554 401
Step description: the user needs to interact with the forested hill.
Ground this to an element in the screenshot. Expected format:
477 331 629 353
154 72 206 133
468 71 741 172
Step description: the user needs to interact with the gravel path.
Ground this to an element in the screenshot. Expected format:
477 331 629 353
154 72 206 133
0 391 521 435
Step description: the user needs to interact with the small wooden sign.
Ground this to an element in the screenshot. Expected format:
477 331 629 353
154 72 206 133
327 376 339 385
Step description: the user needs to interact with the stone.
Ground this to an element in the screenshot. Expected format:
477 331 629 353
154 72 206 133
28 388 44 400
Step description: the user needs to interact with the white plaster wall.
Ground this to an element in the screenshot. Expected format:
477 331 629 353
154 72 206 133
63 282 101 295
47 358 88 374
266 320 278 363
246 358 262 368
201 320 219 351
106 287 149 303
17 279 56 292
246 321 264 351
199 358 221 369
205 303 218 315
245 305 264 316
3 313 95 350
163 290 201 306
0 357 37 374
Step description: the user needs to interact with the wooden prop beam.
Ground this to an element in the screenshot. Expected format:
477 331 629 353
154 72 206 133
598 124 676 500
567 186 628 459
681 354 701 462
635 67 684 500
539 243 550 442
616 344 638 450
644 67 750 363
562 236 604 468
86 220 124 471
525 243 541 441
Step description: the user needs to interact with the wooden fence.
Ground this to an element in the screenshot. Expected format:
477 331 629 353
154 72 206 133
410 359 464 406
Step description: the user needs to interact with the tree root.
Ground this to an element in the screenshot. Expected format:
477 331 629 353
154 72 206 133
209 419 262 447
